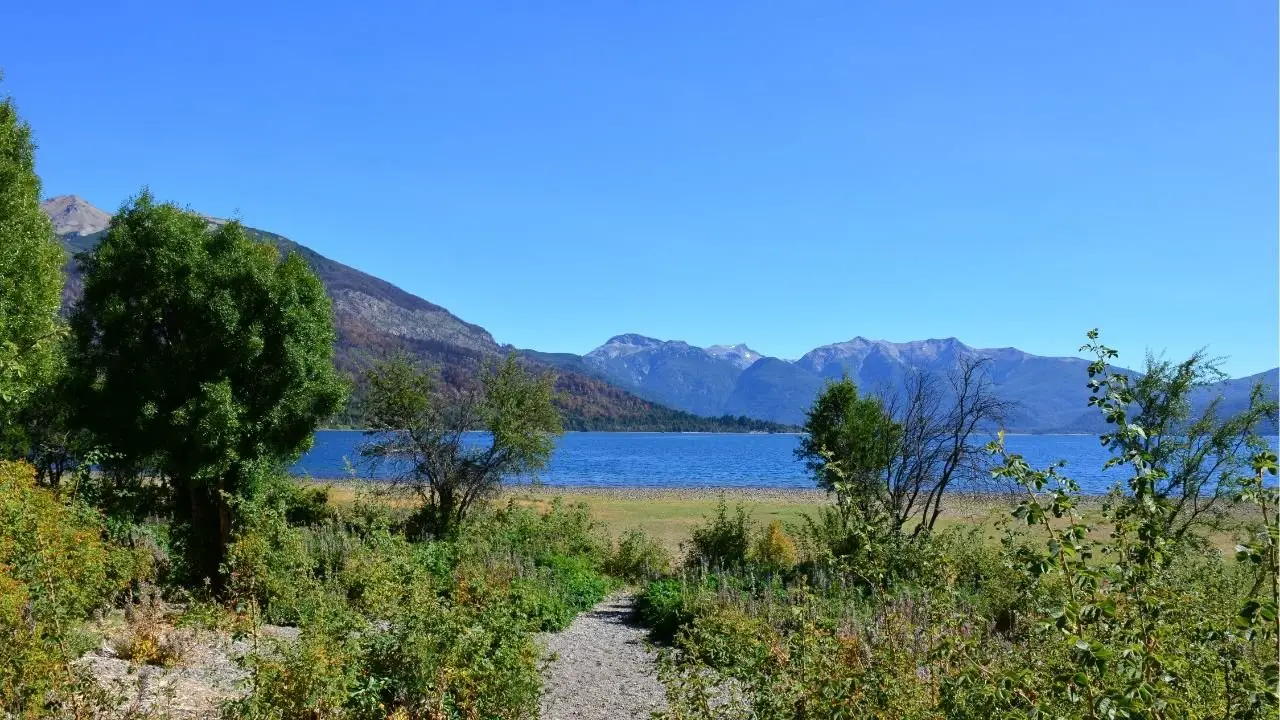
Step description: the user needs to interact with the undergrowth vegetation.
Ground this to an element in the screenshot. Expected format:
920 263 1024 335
226 485 614 719
0 460 154 717
637 335 1280 720
0 462 622 718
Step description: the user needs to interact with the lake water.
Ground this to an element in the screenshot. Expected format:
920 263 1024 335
292 431 1156 495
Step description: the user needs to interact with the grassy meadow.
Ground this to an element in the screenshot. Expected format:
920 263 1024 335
319 481 1256 557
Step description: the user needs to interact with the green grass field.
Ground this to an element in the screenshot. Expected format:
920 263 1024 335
318 481 1257 558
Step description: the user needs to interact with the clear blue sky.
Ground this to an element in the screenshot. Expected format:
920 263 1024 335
5 2 1277 375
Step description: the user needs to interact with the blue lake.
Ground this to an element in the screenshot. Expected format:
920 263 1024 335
291 431 1170 495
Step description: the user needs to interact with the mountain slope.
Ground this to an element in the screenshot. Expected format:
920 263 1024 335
584 334 744 417
724 358 826 426
796 338 1108 433
245 226 499 355
44 196 791 433
584 333 1278 433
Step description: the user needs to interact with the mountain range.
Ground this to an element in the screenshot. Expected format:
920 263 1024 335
42 196 1277 434
580 334 1278 432
40 196 786 433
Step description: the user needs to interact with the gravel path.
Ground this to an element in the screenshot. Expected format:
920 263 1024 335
539 594 666 720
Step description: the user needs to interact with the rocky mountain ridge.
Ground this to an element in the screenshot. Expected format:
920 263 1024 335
41 195 111 238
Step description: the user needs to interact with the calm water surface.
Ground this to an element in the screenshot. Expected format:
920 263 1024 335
294 431 1148 494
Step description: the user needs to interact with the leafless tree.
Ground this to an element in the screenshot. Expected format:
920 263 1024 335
878 358 1012 537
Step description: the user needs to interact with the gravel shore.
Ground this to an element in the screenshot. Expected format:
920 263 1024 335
509 484 831 503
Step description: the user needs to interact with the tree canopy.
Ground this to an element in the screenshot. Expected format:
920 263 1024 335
67 191 346 585
0 81 64 451
797 377 900 497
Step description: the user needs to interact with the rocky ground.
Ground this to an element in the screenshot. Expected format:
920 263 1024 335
77 616 298 719
78 594 667 719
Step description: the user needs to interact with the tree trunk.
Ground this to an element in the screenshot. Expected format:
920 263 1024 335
184 478 228 594
436 486 457 537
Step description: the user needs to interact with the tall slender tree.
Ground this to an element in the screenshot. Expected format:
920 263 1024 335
0 76 65 453
68 191 346 587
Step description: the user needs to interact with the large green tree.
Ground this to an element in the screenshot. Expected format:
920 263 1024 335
0 79 64 452
68 191 346 587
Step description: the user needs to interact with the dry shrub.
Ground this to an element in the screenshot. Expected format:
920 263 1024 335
0 460 153 716
110 586 193 668
752 521 796 572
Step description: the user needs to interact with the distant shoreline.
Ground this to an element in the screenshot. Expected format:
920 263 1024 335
305 479 1041 502
314 428 1102 437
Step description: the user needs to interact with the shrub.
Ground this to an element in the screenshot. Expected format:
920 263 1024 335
225 497 324 625
364 581 543 720
227 485 616 718
796 504 939 589
273 479 336 527
606 528 672 583
686 497 752 570
637 578 692 643
227 601 364 720
752 521 797 572
465 498 609 567
111 585 193 668
657 588 955 719
540 553 611 619
0 460 152 716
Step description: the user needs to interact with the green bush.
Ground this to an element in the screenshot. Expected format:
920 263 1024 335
606 528 672 582
227 601 364 720
227 484 615 718
225 496 325 625
541 553 611 621
637 578 692 643
463 498 609 568
752 520 797 572
657 586 955 719
233 567 545 719
686 497 752 570
366 581 542 720
795 504 941 590
277 481 336 527
499 553 611 632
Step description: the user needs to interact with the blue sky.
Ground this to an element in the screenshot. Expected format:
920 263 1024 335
5 2 1277 375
